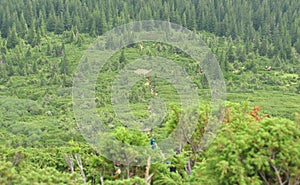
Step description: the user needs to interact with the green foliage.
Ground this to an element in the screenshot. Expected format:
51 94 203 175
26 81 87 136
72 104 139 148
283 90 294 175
154 172 185 185
190 103 300 184
0 1 299 184
105 176 147 185
114 126 148 146
18 166 82 185
0 160 21 185
0 0 299 62
6 25 19 49
0 147 82 185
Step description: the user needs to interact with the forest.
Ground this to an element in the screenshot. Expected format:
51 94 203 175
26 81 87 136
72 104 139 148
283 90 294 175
0 0 299 184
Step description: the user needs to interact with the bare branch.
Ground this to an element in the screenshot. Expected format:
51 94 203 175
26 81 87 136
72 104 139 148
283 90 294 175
269 160 283 185
63 154 74 173
259 171 270 185
145 156 151 184
74 153 86 184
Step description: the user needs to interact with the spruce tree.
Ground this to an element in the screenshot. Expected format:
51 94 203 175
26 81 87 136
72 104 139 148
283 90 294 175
6 25 19 49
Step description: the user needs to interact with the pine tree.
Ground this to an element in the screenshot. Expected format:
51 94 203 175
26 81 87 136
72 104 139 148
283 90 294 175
19 13 28 38
6 25 19 49
236 46 246 62
36 29 41 47
64 6 72 31
38 10 47 36
55 16 65 34
1 9 10 38
32 60 37 74
227 45 235 63
182 12 187 28
119 50 126 64
296 80 300 94
295 39 300 54
47 13 56 32
46 43 52 56
260 39 268 56
39 71 46 86
26 23 37 47
59 55 69 75
97 10 107 35
0 62 7 80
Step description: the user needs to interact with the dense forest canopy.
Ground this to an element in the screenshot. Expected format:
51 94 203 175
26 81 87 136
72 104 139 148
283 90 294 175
0 0 300 60
0 0 299 184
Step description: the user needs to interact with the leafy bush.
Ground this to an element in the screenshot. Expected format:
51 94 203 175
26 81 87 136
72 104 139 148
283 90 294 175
190 103 300 184
105 176 147 185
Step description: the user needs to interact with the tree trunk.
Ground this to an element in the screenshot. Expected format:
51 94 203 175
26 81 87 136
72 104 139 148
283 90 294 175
63 154 74 173
100 172 104 185
126 165 130 179
185 158 192 175
124 152 136 179
145 156 151 184
74 153 86 184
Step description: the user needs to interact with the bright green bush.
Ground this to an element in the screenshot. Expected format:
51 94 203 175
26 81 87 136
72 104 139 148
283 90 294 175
190 103 300 185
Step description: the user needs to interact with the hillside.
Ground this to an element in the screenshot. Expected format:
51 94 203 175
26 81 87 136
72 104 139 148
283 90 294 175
0 0 299 184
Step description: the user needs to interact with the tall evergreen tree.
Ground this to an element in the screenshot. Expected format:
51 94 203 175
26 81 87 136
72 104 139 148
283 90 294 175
26 22 37 47
6 24 19 49
55 16 65 34
227 45 235 63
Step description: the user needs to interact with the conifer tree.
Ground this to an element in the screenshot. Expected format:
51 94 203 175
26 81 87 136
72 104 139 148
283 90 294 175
26 23 37 47
6 24 19 49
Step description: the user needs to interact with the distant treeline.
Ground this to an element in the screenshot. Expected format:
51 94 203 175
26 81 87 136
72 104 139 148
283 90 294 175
0 0 300 60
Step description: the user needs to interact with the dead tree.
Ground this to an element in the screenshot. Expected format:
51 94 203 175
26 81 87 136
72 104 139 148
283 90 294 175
64 153 86 184
74 153 86 184
144 156 153 184
64 154 74 173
